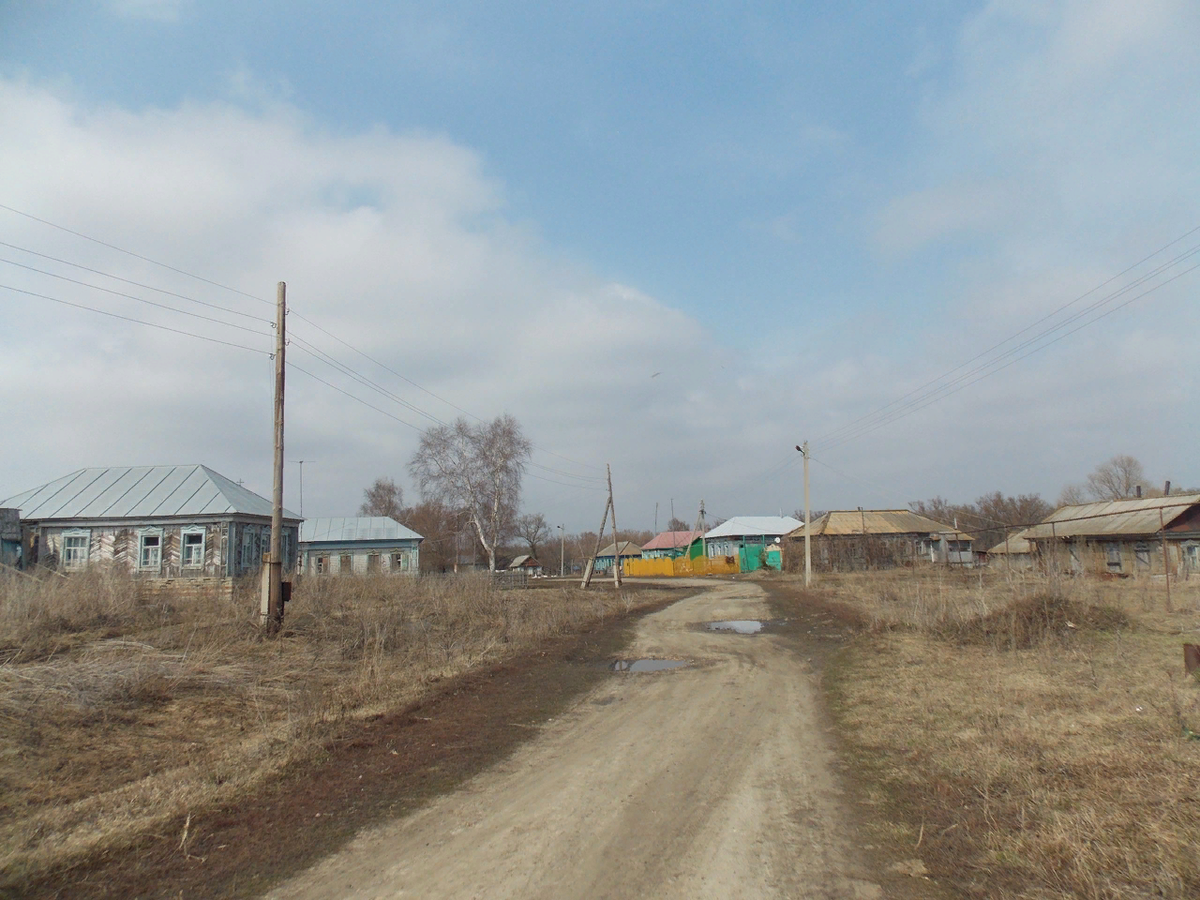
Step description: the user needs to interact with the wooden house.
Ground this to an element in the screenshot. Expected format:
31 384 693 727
507 554 543 576
594 540 643 573
1022 495 1200 577
299 517 422 576
641 530 704 560
1 465 300 579
787 510 976 571
705 516 801 571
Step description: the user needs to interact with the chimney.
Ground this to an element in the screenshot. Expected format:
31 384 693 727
1136 485 1142 499
1165 480 1171 496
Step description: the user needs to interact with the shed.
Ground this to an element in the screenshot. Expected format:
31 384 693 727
299 517 422 576
982 531 1036 571
1 465 300 578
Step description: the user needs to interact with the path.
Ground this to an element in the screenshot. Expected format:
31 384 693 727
266 580 883 899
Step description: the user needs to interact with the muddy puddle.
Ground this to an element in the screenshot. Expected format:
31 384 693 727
610 659 690 673
704 619 785 634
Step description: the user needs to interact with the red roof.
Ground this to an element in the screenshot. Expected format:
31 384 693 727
641 530 703 551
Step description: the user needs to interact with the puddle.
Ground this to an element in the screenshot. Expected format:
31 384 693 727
610 658 690 673
705 619 783 634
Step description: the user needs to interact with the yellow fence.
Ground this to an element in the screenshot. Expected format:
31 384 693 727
623 555 741 577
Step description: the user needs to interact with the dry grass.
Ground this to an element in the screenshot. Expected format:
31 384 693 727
0 567 658 885
809 568 1200 899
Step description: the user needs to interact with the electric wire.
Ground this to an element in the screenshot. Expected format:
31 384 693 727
0 202 272 305
0 256 273 338
0 239 272 322
0 283 268 354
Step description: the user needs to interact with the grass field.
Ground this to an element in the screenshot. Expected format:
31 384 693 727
0 568 661 887
809 567 1200 899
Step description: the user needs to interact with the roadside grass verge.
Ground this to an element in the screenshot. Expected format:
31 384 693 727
0 568 664 888
795 569 1200 899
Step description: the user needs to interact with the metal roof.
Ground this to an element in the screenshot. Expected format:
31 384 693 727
790 510 975 540
641 530 703 551
1022 494 1200 539
299 517 423 543
705 516 802 539
508 554 540 569
984 531 1034 554
597 541 643 558
2 466 299 521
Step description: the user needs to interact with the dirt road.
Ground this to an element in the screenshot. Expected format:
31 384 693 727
266 581 884 899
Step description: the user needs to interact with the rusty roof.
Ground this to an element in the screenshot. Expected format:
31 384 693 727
789 509 975 541
1022 494 1200 539
641 530 703 551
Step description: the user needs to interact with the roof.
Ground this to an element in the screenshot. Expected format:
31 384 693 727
299 517 423 543
984 531 1034 554
790 509 975 541
642 530 703 551
508 554 540 569
706 516 802 539
2 466 300 521
597 540 643 558
1022 494 1200 540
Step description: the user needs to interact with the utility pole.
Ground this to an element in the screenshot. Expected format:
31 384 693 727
558 524 565 577
261 281 286 630
654 502 658 534
796 443 811 588
609 464 622 588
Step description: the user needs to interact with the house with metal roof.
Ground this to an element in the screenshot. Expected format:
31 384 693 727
1 465 300 578
299 517 423 576
641 530 704 559
981 530 1036 571
594 540 643 574
705 516 801 571
786 510 976 570
507 554 543 575
1022 495 1200 577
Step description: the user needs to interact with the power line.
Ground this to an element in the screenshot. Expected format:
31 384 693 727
0 239 272 322
0 283 269 354
0 202 271 305
0 256 273 337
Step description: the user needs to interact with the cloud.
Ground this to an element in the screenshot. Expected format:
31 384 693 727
106 0 187 23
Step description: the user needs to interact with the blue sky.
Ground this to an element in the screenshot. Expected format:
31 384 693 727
1 0 1198 533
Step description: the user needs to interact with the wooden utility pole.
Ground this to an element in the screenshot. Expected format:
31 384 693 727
260 281 286 629
581 493 610 588
1160 506 1173 612
797 443 811 588
559 524 565 578
691 499 707 573
609 464 621 588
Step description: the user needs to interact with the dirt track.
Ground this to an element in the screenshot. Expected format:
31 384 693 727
266 580 886 899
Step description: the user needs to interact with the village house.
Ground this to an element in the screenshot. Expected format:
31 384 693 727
705 516 801 572
1 465 300 580
507 554 543 576
1022 494 1200 577
594 540 643 574
981 530 1036 571
640 530 704 560
787 509 976 571
298 517 423 576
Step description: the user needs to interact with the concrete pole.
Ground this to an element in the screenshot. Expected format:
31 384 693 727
797 443 811 588
261 281 286 629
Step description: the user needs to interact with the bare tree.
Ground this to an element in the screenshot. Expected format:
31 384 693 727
665 516 691 533
515 512 551 560
1086 454 1147 501
360 477 404 519
1057 483 1089 507
409 415 532 572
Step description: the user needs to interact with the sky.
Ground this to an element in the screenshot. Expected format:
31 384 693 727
1 0 1198 534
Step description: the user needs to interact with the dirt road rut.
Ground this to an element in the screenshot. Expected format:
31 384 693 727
267 581 883 899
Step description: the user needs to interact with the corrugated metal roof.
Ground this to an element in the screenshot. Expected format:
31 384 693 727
641 530 703 551
1023 494 1200 539
597 540 643 558
705 516 802 539
299 517 423 543
985 530 1034 554
2 466 299 520
790 510 974 540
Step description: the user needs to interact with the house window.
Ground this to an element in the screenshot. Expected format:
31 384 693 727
1105 543 1122 571
367 553 380 574
393 550 409 571
182 529 205 567
63 531 90 568
1183 543 1200 572
315 556 327 574
1135 542 1151 568
340 553 352 574
139 530 163 571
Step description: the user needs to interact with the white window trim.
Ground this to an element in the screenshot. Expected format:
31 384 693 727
62 528 91 569
138 527 164 571
181 527 206 568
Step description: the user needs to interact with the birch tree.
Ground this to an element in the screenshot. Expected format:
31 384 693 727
409 415 532 572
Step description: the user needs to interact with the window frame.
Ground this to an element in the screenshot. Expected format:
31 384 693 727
138 528 164 572
62 529 91 569
181 527 206 569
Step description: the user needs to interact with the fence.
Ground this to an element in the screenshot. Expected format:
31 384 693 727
623 555 741 577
